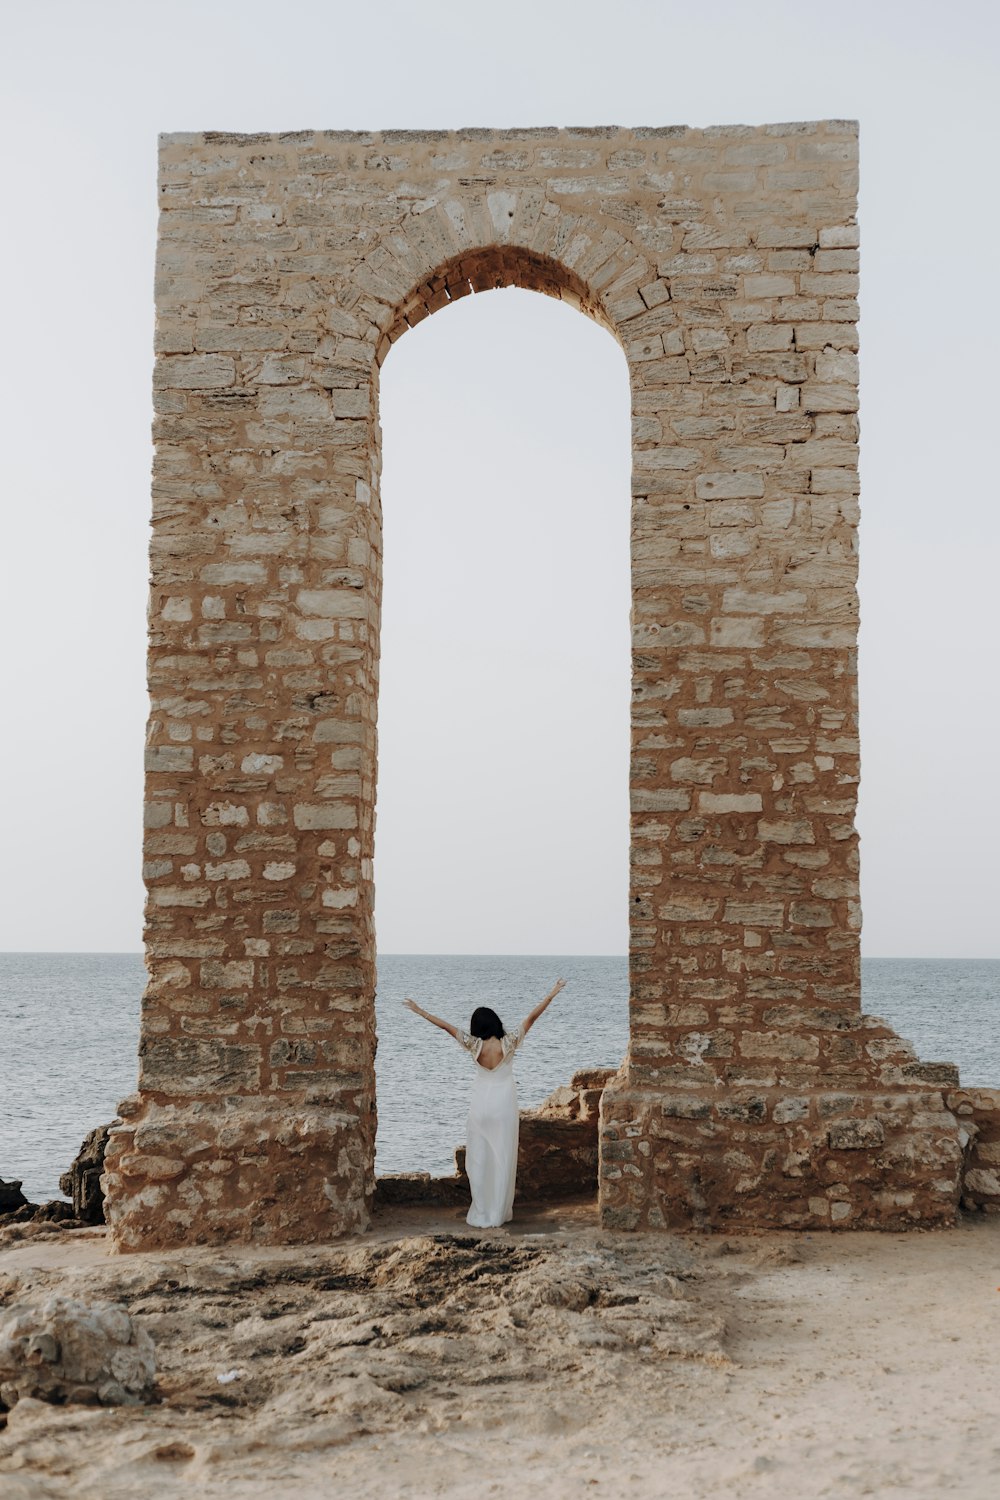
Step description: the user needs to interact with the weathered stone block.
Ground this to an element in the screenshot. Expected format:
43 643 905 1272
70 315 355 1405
741 1033 820 1062
723 899 784 925
155 354 235 389
144 746 193 773
292 803 358 830
139 1038 261 1094
828 1119 886 1150
695 472 765 500
0 1296 156 1409
758 819 815 844
964 1168 1000 1197
700 793 762 813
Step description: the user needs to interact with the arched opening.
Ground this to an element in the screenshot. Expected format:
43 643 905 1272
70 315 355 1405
370 252 632 1211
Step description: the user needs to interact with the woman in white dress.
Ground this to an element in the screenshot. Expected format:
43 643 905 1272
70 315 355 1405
403 979 567 1228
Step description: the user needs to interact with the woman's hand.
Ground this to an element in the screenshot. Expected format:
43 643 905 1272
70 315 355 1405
551 978 567 996
403 997 422 1016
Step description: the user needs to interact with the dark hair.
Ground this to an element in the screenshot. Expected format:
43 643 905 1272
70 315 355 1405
470 1006 505 1040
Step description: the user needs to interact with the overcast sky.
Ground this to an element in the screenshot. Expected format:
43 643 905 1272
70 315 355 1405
0 0 996 957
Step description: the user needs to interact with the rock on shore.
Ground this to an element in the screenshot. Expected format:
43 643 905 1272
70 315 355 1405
0 1294 155 1409
58 1124 116 1227
0 1180 28 1214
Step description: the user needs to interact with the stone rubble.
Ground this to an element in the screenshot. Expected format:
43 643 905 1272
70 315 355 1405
0 1295 156 1409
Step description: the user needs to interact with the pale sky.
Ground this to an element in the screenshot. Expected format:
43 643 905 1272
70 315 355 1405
0 0 996 957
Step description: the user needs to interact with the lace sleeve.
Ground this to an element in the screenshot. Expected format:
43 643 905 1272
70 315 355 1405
501 1023 525 1060
458 1030 483 1060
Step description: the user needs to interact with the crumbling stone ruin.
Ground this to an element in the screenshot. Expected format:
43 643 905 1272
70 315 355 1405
103 122 989 1252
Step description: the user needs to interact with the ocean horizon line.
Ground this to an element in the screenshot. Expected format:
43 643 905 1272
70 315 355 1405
1 950 998 962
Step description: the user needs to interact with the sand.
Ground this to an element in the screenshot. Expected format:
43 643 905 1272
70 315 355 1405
1 1201 998 1498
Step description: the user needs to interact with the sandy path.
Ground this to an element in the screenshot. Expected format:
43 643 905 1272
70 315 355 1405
1 1204 997 1498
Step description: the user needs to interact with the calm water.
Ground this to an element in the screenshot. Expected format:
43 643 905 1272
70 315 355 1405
1 952 997 1202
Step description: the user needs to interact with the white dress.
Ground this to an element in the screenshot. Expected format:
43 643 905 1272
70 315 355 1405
456 1023 525 1228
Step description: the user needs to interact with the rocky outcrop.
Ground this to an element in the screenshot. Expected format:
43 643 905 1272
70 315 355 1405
4 1202 77 1225
59 1122 117 1226
0 1188 79 1237
0 1295 156 1409
0 1180 28 1214
0 1230 715 1438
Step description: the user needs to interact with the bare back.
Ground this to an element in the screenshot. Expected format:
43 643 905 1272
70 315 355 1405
475 1036 505 1071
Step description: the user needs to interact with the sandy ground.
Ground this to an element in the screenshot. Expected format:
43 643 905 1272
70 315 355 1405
0 1200 998 1499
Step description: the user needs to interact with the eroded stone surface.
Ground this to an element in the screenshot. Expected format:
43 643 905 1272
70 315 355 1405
4 1217 1000 1499
0 1228 721 1453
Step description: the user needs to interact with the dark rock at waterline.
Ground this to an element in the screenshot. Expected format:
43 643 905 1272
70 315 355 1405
1 1200 80 1226
0 1179 29 1213
59 1122 117 1226
1 1121 118 1232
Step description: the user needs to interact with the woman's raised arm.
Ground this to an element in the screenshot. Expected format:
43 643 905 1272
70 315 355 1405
403 997 460 1040
521 978 567 1037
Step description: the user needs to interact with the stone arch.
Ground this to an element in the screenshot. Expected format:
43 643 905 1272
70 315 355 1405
103 124 964 1254
346 194 660 354
378 244 618 352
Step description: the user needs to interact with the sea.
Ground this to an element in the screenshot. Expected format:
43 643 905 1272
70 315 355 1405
1 953 997 1203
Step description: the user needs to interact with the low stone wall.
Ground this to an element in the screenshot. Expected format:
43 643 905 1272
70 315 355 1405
947 1088 1000 1213
374 1171 467 1208
599 1075 966 1231
373 1067 616 1209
